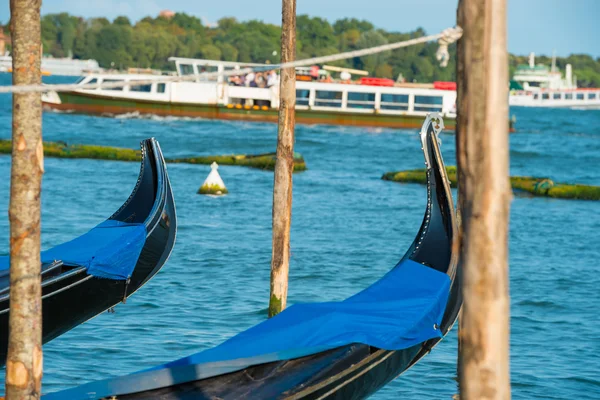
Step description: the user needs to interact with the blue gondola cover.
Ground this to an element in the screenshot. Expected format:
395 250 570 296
43 259 451 399
0 220 146 280
156 259 450 369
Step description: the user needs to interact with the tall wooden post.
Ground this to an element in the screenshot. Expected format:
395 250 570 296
456 0 511 399
6 0 44 398
269 0 296 318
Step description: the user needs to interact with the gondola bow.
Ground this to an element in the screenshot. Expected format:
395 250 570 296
0 138 177 365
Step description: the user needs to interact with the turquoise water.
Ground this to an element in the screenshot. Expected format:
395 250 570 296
0 75 599 398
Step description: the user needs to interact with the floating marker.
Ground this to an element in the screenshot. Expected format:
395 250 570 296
198 162 228 195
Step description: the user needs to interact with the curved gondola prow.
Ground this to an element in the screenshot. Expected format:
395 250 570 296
109 139 165 228
122 138 176 290
401 113 459 332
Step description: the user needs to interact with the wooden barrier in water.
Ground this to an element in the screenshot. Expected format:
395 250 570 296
0 140 307 172
382 166 600 201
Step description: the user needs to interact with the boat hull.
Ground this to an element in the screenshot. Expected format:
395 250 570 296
43 91 457 131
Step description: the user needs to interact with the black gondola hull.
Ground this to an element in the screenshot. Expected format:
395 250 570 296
0 139 176 364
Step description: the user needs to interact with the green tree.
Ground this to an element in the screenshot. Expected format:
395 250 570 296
218 42 238 61
355 30 388 73
113 16 131 26
296 15 336 56
199 44 221 60
333 18 374 35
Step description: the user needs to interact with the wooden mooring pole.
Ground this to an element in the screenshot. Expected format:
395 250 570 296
269 0 296 318
456 0 511 399
6 0 44 398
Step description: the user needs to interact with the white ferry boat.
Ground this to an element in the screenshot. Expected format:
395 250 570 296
509 53 600 109
0 54 102 77
42 58 461 130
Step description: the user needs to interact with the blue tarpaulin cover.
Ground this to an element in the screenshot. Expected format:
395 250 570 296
0 220 146 280
156 259 450 369
43 259 451 399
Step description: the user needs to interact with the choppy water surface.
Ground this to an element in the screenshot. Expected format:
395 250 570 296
0 75 598 399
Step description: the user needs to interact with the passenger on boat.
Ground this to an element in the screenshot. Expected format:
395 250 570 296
228 75 243 86
267 70 278 87
255 72 266 88
245 72 255 87
310 65 319 80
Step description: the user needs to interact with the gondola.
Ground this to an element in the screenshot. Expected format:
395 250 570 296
0 138 176 365
45 113 459 400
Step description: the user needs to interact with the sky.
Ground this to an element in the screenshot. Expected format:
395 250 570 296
0 0 598 57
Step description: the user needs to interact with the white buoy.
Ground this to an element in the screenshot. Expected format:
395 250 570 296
198 162 228 195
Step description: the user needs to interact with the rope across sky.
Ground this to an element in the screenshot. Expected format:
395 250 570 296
0 26 463 94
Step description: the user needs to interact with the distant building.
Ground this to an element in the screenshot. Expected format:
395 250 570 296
159 10 175 19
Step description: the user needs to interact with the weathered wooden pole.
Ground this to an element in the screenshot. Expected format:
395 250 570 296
6 0 44 398
456 0 511 399
269 0 296 318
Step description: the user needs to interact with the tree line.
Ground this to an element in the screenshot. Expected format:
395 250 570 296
2 12 599 87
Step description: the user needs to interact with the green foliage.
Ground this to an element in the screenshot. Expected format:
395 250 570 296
34 12 599 85
355 30 388 73
333 18 374 35
113 16 131 26
382 166 600 201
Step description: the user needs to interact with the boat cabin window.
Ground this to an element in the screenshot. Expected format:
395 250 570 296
347 92 375 109
87 78 98 87
179 64 195 75
130 83 153 93
414 95 443 112
296 89 310 106
553 93 561 100
380 93 409 111
542 93 550 100
197 65 219 81
528 82 541 88
576 93 584 100
565 93 573 100
533 93 539 100
590 92 597 100
157 83 166 93
101 79 124 91
314 90 342 107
